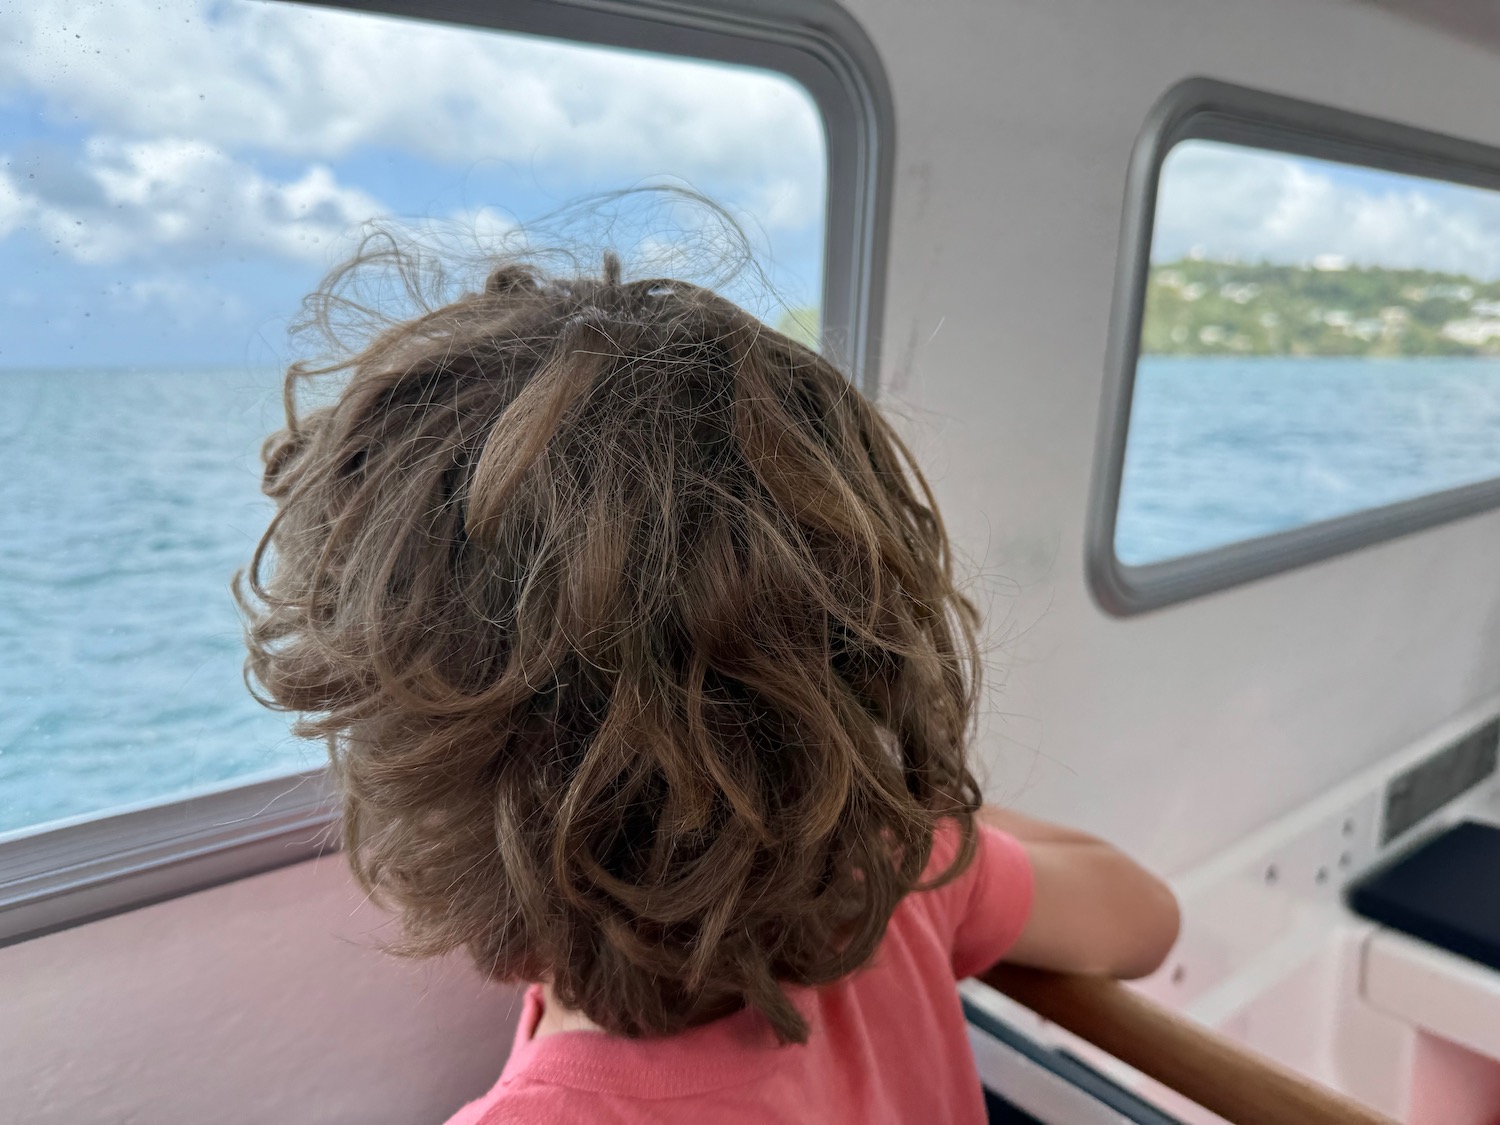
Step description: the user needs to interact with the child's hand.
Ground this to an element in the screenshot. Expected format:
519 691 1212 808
978 805 1181 980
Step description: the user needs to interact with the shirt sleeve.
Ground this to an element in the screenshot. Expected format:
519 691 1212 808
927 820 1035 980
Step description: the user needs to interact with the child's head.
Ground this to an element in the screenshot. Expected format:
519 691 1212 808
243 249 982 1044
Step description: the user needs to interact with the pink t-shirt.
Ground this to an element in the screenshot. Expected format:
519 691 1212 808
445 822 1033 1125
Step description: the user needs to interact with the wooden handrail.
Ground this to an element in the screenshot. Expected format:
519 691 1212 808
977 964 1397 1125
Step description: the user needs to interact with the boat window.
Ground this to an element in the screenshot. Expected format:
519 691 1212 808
0 0 881 926
1091 80 1500 613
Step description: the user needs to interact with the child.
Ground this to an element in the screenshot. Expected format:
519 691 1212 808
242 250 1179 1124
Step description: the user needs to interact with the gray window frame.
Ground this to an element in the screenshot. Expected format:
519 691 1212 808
1088 77 1500 616
0 0 893 946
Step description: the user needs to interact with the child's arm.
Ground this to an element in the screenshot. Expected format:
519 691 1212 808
979 805 1181 980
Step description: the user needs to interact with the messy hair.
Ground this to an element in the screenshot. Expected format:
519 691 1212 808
241 243 983 1044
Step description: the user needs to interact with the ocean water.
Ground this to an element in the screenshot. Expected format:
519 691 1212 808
1117 356 1500 566
0 368 313 834
5 358 1500 833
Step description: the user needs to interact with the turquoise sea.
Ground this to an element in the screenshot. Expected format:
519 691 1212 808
4 356 1500 833
0 367 308 833
1117 356 1500 565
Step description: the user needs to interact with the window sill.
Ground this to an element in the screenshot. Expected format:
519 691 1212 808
0 770 337 947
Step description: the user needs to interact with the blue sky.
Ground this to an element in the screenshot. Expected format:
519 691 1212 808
0 0 827 370
1153 139 1500 278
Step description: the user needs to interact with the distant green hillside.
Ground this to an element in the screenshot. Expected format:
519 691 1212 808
1142 258 1500 357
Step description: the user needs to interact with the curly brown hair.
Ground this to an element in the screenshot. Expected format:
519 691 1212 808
240 249 983 1044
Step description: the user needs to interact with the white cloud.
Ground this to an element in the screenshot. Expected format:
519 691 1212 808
1153 140 1500 278
749 176 824 233
104 276 250 326
462 206 522 247
5 137 385 266
0 171 28 238
0 0 825 230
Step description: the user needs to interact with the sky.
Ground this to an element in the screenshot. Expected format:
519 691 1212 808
1152 139 1500 279
0 0 827 369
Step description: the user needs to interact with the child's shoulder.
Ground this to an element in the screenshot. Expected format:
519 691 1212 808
447 1072 781 1125
447 1084 614 1125
445 1070 624 1125
909 820 1035 980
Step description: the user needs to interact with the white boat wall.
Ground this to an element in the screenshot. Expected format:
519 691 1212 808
6 0 1500 1121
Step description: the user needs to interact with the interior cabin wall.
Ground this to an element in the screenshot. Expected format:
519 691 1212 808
844 0 1500 873
0 857 520 1125
10 1 1500 1123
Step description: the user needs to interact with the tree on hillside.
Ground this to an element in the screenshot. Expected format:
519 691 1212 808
1141 259 1500 357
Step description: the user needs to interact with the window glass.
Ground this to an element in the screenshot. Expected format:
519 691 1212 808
0 1 826 833
1116 139 1500 566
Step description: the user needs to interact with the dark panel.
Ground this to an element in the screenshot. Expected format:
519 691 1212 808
1350 820 1500 971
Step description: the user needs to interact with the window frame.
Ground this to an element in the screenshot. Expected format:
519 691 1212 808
0 0 893 946
1087 77 1500 616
